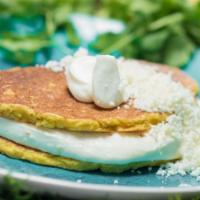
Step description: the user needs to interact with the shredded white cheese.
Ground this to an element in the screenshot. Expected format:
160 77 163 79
156 101 200 180
119 60 194 112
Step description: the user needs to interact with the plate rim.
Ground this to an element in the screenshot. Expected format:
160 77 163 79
0 168 200 194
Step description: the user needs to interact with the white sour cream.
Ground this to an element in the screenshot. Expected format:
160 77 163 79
0 117 180 165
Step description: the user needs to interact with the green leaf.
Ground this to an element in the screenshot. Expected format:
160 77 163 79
141 51 162 63
0 37 50 52
66 22 81 46
0 37 50 64
163 33 196 67
1 176 32 200
130 0 161 15
53 6 71 26
121 44 138 58
1 47 36 65
140 29 169 51
149 12 184 31
0 15 45 36
91 32 122 52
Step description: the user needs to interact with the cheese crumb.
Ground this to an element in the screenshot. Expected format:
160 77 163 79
76 179 82 183
119 60 194 113
156 101 200 180
45 60 63 72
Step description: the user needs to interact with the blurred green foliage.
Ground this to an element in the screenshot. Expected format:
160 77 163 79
0 0 199 67
0 177 68 200
95 0 200 67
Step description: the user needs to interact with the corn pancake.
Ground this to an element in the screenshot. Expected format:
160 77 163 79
0 62 198 133
0 136 173 173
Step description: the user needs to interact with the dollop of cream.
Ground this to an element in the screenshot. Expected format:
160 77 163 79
63 48 124 107
65 55 96 102
44 48 194 112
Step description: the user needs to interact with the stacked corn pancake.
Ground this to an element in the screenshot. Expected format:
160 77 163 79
0 49 198 173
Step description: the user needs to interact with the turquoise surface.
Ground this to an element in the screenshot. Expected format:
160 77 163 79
0 50 200 187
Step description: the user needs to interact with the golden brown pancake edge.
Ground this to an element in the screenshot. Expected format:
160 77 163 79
0 60 198 133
